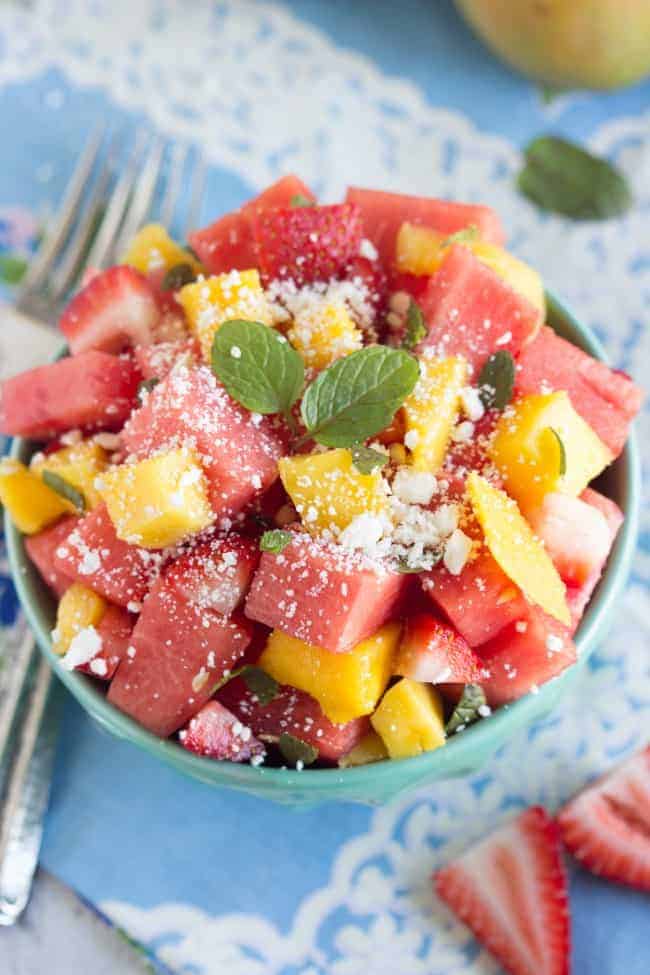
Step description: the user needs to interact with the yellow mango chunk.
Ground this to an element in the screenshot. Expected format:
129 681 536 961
101 448 213 548
31 440 107 510
52 582 106 656
395 223 545 316
278 448 388 533
339 730 388 768
122 223 203 277
0 459 69 534
402 354 469 472
258 623 401 724
488 392 613 512
177 269 273 362
371 678 446 759
287 300 363 370
466 472 570 625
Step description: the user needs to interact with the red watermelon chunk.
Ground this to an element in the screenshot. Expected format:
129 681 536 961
252 203 363 286
25 515 79 596
345 186 504 269
107 579 253 736
164 532 260 617
189 175 316 276
76 604 134 681
396 613 488 684
121 364 286 522
179 700 265 762
133 338 199 380
417 244 541 374
478 607 576 707
422 548 528 647
217 674 368 763
0 351 141 440
245 533 407 653
60 265 161 355
53 504 162 608
515 326 643 456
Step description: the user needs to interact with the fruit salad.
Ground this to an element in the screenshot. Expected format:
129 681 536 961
0 176 642 770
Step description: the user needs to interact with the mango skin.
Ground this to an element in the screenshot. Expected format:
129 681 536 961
371 678 446 759
455 0 650 90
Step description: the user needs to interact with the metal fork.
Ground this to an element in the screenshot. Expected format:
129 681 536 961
0 127 206 925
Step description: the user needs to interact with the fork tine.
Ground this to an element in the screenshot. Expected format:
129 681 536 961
184 151 207 236
158 141 188 230
84 130 149 270
111 136 166 263
17 125 104 297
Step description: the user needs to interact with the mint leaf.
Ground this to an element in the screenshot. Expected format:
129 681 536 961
260 529 293 554
401 300 427 351
548 427 567 476
290 194 315 208
212 320 304 418
162 262 196 290
300 346 419 447
242 666 279 706
445 684 487 736
0 254 28 285
137 377 160 401
41 471 86 512
441 224 479 247
278 733 318 767
477 350 515 411
518 136 632 220
350 444 388 475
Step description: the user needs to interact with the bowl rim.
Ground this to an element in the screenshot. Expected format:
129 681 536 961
5 291 641 794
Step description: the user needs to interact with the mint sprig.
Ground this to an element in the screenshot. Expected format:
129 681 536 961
401 300 427 351
445 684 487 736
477 350 515 411
548 427 567 477
290 193 315 208
278 733 318 767
242 666 279 706
350 444 388 475
41 471 86 512
260 529 293 554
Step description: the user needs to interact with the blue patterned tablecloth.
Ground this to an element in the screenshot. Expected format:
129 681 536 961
0 3 648 973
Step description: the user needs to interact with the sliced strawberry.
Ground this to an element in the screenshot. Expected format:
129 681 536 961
164 533 260 617
60 265 161 355
557 746 650 892
179 700 265 763
435 806 570 975
252 203 363 286
395 613 487 684
527 492 614 587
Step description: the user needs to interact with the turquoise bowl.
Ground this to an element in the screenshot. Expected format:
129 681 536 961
5 293 641 805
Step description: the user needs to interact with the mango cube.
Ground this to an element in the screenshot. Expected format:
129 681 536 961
177 269 273 362
31 440 107 510
371 678 446 759
258 623 401 724
278 448 388 533
101 448 213 548
488 391 613 512
338 730 388 767
395 222 545 315
402 354 469 472
0 458 69 533
288 300 363 370
52 582 106 656
122 223 203 277
466 472 570 625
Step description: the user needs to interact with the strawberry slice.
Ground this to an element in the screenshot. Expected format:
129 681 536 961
179 700 265 763
252 203 364 286
60 265 161 355
435 806 570 975
395 613 487 684
557 746 650 892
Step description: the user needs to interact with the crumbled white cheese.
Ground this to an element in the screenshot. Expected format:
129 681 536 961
61 626 103 671
404 429 420 451
339 513 389 557
359 238 378 261
443 529 472 575
459 386 485 422
451 420 475 443
391 468 437 506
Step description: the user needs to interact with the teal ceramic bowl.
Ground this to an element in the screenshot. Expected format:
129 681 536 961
5 293 641 805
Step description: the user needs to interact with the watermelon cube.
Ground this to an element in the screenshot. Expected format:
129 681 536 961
133 338 199 380
179 700 264 762
417 245 541 374
217 675 368 763
107 579 253 736
164 532 260 617
53 504 162 608
514 326 643 457
245 533 407 653
76 604 134 681
395 613 488 684
0 351 141 440
421 548 528 647
25 515 79 596
121 365 286 521
345 187 505 269
478 607 577 706
188 175 316 276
